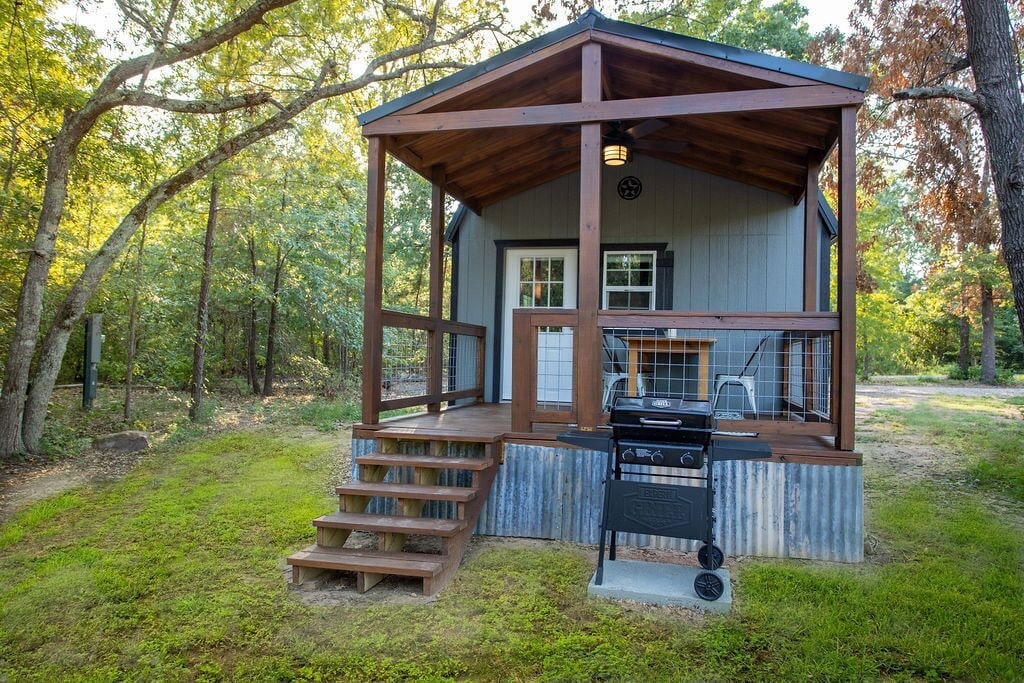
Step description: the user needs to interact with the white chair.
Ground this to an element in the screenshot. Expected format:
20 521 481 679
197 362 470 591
712 335 771 418
602 334 645 409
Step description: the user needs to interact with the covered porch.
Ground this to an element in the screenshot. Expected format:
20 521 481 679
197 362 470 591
357 10 866 458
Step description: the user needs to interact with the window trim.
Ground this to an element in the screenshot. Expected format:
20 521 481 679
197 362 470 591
602 249 657 311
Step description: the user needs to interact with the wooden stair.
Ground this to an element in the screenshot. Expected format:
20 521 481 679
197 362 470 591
288 434 500 596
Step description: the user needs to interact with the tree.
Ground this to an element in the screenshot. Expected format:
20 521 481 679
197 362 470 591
846 0 1010 382
0 0 503 456
848 0 1024 344
531 0 814 59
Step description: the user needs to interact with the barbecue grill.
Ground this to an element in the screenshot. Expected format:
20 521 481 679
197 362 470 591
560 396 772 602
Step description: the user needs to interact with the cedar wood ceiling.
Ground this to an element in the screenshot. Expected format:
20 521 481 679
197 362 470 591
373 32 859 210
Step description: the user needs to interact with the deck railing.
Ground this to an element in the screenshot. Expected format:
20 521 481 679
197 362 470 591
377 309 485 412
511 308 846 442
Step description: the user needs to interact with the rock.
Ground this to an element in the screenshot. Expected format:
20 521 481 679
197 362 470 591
92 430 150 453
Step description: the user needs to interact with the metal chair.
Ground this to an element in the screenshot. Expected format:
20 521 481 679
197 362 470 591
602 334 645 409
712 334 771 418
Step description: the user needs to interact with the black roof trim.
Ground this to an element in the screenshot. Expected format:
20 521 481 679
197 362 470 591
818 190 838 242
358 9 868 126
445 204 469 243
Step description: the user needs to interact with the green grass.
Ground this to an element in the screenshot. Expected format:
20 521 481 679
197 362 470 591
2 425 1023 680
870 395 1024 501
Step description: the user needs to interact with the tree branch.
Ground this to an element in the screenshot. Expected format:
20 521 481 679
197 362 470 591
893 85 988 113
97 0 297 97
111 90 274 114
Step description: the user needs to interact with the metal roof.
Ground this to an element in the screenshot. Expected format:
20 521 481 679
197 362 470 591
358 9 869 126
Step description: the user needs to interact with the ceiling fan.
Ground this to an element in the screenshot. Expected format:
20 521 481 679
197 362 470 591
602 119 690 165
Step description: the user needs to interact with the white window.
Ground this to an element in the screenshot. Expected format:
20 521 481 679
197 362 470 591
602 250 656 310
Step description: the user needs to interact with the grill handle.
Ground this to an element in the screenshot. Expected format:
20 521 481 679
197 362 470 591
638 417 683 427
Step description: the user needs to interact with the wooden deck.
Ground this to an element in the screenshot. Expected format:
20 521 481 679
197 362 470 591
354 403 861 466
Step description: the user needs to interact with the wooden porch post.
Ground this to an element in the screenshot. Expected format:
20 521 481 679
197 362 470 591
362 137 386 424
836 107 857 450
427 166 446 413
803 156 821 312
577 43 603 430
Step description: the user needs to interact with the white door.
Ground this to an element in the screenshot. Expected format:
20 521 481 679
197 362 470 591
502 248 578 402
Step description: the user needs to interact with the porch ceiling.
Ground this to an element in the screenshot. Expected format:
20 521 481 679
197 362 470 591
375 26 861 210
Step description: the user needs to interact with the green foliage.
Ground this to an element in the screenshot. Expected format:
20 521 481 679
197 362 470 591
615 0 815 59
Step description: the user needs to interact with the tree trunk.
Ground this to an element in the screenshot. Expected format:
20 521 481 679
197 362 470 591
246 233 262 395
980 280 996 384
0 135 76 456
962 0 1024 342
262 245 283 397
124 221 147 420
189 178 220 421
958 314 971 376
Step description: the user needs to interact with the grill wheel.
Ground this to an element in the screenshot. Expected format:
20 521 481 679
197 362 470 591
694 571 724 601
698 544 724 570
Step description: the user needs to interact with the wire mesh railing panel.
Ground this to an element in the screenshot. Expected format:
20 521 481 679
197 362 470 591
536 326 575 412
381 326 429 401
443 332 480 394
599 327 832 422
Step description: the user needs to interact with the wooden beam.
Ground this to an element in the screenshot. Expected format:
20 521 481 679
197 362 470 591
363 85 865 136
383 138 482 214
577 42 603 431
362 137 386 424
427 166 445 413
590 30 822 88
803 156 821 311
836 106 857 450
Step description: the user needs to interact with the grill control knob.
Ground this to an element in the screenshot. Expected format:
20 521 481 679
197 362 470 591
651 451 664 465
681 452 695 466
621 449 634 462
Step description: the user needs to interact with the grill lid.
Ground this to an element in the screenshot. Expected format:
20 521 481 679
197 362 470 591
610 396 716 446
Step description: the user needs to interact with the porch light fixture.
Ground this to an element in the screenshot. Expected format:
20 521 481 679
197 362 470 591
602 122 631 166
602 142 629 166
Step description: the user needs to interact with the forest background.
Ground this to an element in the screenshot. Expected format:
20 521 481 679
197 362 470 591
1 0 1022 458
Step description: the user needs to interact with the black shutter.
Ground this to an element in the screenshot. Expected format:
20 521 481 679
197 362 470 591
656 251 674 310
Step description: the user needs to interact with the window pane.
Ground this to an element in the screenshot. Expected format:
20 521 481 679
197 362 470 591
628 291 652 309
607 254 628 269
630 253 653 268
606 270 628 286
607 291 630 309
520 284 533 307
520 258 533 281
630 269 653 287
536 283 549 306
550 283 564 307
535 258 549 282
550 258 564 281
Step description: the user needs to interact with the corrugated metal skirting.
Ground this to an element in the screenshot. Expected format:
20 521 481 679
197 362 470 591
351 438 863 562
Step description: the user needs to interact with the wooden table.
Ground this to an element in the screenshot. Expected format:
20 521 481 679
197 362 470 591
621 336 717 399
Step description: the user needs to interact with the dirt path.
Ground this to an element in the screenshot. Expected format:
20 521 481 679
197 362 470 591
0 448 152 523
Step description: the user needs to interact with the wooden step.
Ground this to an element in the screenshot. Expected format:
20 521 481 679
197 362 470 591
287 545 443 579
356 453 493 471
313 512 465 537
337 482 477 503
373 426 503 443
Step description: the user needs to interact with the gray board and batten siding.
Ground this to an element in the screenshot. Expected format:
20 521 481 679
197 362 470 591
449 154 830 404
352 437 864 562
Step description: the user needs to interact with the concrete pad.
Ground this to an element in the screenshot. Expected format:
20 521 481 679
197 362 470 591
587 559 732 613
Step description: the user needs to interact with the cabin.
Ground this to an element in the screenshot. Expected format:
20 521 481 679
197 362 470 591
288 11 868 595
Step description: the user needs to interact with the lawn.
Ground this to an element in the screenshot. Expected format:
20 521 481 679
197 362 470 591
1 394 1023 680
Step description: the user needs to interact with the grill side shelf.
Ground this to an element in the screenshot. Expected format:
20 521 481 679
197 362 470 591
710 439 772 462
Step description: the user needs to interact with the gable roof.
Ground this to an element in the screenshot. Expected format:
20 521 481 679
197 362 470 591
361 10 866 209
358 9 868 126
